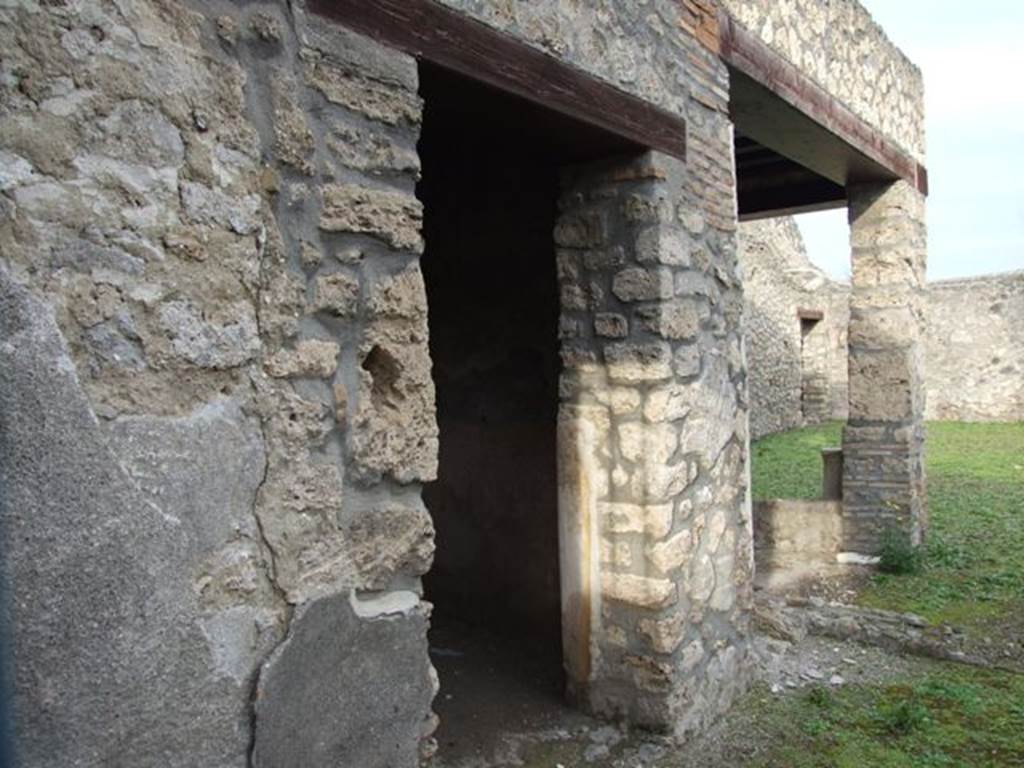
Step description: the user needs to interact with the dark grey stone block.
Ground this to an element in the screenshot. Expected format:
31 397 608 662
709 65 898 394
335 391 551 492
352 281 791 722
253 592 433 768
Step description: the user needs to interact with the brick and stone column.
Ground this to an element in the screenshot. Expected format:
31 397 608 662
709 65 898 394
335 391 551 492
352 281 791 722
841 180 928 555
555 151 752 737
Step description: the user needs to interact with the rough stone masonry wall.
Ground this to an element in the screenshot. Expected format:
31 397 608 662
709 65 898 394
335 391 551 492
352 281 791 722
737 218 849 439
719 0 926 162
0 0 756 763
925 272 1024 422
739 221 1024 434
842 181 928 553
1 2 437 765
555 150 752 737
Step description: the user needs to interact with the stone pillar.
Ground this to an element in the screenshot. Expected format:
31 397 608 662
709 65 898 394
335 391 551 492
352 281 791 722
841 180 928 554
555 151 751 738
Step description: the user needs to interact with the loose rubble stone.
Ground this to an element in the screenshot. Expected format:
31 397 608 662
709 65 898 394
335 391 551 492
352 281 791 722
601 573 677 609
270 69 315 174
605 342 673 382
600 502 673 539
319 183 423 251
301 49 422 126
647 530 694 574
594 312 628 338
265 340 340 378
180 181 262 235
160 300 259 369
312 272 360 317
367 264 427 319
612 266 673 302
638 614 687 654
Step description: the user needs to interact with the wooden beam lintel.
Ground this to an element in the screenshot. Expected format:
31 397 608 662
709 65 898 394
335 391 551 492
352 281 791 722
719 12 928 196
308 0 687 160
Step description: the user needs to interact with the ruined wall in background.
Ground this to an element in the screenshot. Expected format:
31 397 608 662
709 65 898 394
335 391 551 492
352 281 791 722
1 2 436 765
741 221 1023 437
737 218 849 440
718 0 926 163
925 272 1024 422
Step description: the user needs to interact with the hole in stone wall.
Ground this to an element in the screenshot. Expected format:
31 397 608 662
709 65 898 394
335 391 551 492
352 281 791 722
361 344 403 409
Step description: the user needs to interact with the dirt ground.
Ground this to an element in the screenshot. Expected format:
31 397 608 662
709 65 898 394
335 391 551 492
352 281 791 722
425 608 940 768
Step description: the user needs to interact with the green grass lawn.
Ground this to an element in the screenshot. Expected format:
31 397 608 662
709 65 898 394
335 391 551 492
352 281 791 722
751 420 846 500
752 420 1024 628
745 421 1024 767
744 667 1024 768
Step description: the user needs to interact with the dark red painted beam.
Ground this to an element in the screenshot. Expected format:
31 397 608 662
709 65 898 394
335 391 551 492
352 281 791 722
719 13 928 196
308 0 687 160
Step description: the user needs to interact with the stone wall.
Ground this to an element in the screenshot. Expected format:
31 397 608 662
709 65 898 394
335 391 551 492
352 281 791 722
925 272 1024 422
1 2 436 765
0 0 944 759
740 222 1024 437
1 0 755 763
753 499 842 574
555 150 752 736
842 180 928 554
737 218 849 439
435 0 756 737
719 0 925 163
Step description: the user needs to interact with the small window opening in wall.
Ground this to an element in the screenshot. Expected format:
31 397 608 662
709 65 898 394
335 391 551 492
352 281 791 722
798 308 828 424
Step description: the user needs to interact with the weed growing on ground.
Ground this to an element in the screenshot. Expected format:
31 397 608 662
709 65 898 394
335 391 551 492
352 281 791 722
753 421 1024 630
742 667 1024 767
743 421 1024 767
877 526 922 575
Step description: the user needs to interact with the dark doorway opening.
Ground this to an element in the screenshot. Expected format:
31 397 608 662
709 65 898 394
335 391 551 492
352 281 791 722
417 62 636 762
799 310 827 423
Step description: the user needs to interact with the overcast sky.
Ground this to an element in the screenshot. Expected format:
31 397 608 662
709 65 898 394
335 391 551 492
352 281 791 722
795 0 1024 281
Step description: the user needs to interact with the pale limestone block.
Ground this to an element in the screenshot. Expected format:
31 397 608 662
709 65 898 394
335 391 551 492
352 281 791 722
611 266 673 302
647 529 693 574
638 613 686 654
617 422 677 465
312 273 360 317
644 384 693 423
599 502 673 539
601 572 676 609
319 183 423 251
